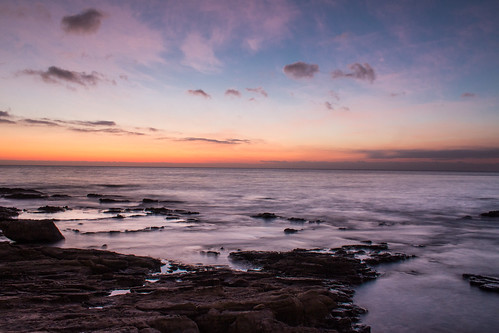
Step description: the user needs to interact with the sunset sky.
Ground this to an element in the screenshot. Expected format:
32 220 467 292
1 0 498 170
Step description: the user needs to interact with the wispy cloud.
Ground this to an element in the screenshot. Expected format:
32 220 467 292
69 127 144 136
325 102 334 111
181 32 222 72
331 63 376 83
20 66 113 87
22 119 61 127
61 9 104 34
0 119 16 124
329 90 340 101
246 87 268 98
283 61 319 79
225 89 241 97
390 91 406 97
178 137 251 145
187 89 211 99
461 92 476 98
359 148 499 160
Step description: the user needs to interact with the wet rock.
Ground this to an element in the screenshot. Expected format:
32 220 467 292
104 208 123 214
284 228 299 234
112 214 125 219
461 215 473 220
251 212 278 220
149 315 199 332
0 219 64 243
0 187 46 200
142 198 160 204
99 198 130 204
87 193 103 198
145 207 174 215
463 274 499 293
287 217 307 223
0 206 20 219
37 205 68 213
480 210 499 218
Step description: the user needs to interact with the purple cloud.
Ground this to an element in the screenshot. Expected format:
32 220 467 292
461 92 476 98
283 61 319 79
187 89 211 99
20 66 108 87
325 102 334 111
61 9 103 34
332 63 376 83
246 87 268 98
0 111 11 117
225 89 241 97
179 137 251 145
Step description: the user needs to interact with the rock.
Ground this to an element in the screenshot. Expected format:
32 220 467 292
480 210 499 218
251 212 278 220
37 205 67 213
463 274 499 293
0 206 20 219
0 187 46 200
149 315 199 333
287 217 307 223
99 198 130 204
87 193 103 198
0 219 64 243
143 198 160 204
284 228 299 234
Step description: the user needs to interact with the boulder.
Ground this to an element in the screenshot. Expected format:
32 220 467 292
0 206 20 219
480 210 499 218
0 219 64 243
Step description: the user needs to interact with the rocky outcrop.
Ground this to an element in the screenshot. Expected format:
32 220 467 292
0 219 64 243
0 187 46 200
463 274 499 293
0 242 406 332
480 210 499 218
0 206 20 219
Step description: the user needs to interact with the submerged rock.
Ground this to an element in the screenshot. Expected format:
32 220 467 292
284 228 299 234
463 274 499 293
251 212 279 220
37 205 68 213
0 219 64 243
0 187 46 200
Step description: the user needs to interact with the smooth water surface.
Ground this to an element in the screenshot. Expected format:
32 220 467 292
1 166 498 332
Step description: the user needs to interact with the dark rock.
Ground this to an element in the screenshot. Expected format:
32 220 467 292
463 274 499 293
287 217 307 223
0 206 20 219
50 194 71 198
0 219 64 243
87 193 103 198
104 208 123 214
284 228 299 234
37 205 67 213
99 198 130 204
142 198 160 204
251 212 278 220
112 214 125 219
0 187 46 200
145 207 174 215
480 210 499 218
149 315 199 333
461 215 473 220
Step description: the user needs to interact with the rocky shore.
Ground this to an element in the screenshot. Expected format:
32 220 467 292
0 240 416 333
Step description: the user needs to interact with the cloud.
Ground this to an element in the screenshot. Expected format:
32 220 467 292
22 119 60 127
0 111 11 117
390 91 406 97
181 32 222 72
325 102 334 111
225 89 241 97
331 63 376 83
61 8 104 34
20 66 110 87
359 148 499 160
76 120 116 126
246 87 268 98
461 92 476 98
0 119 16 124
69 127 144 136
179 137 250 145
283 61 319 79
187 89 211 99
329 90 340 101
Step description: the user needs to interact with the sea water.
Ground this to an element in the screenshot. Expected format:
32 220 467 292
0 166 498 332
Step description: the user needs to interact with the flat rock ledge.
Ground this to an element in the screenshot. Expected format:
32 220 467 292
463 274 499 293
0 242 411 333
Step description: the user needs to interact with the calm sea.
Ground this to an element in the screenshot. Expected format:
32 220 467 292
1 166 498 332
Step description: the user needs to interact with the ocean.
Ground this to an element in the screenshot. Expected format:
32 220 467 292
1 166 498 332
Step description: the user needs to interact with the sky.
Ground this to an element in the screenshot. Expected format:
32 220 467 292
1 0 498 171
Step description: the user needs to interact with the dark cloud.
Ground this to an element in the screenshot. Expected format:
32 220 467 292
461 92 476 98
332 63 376 83
187 89 211 99
61 9 103 34
20 66 108 87
179 137 251 145
0 118 16 124
22 119 60 127
225 89 241 97
246 87 268 98
77 120 116 126
69 127 145 136
325 102 334 110
283 61 319 79
0 111 11 117
359 148 499 160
